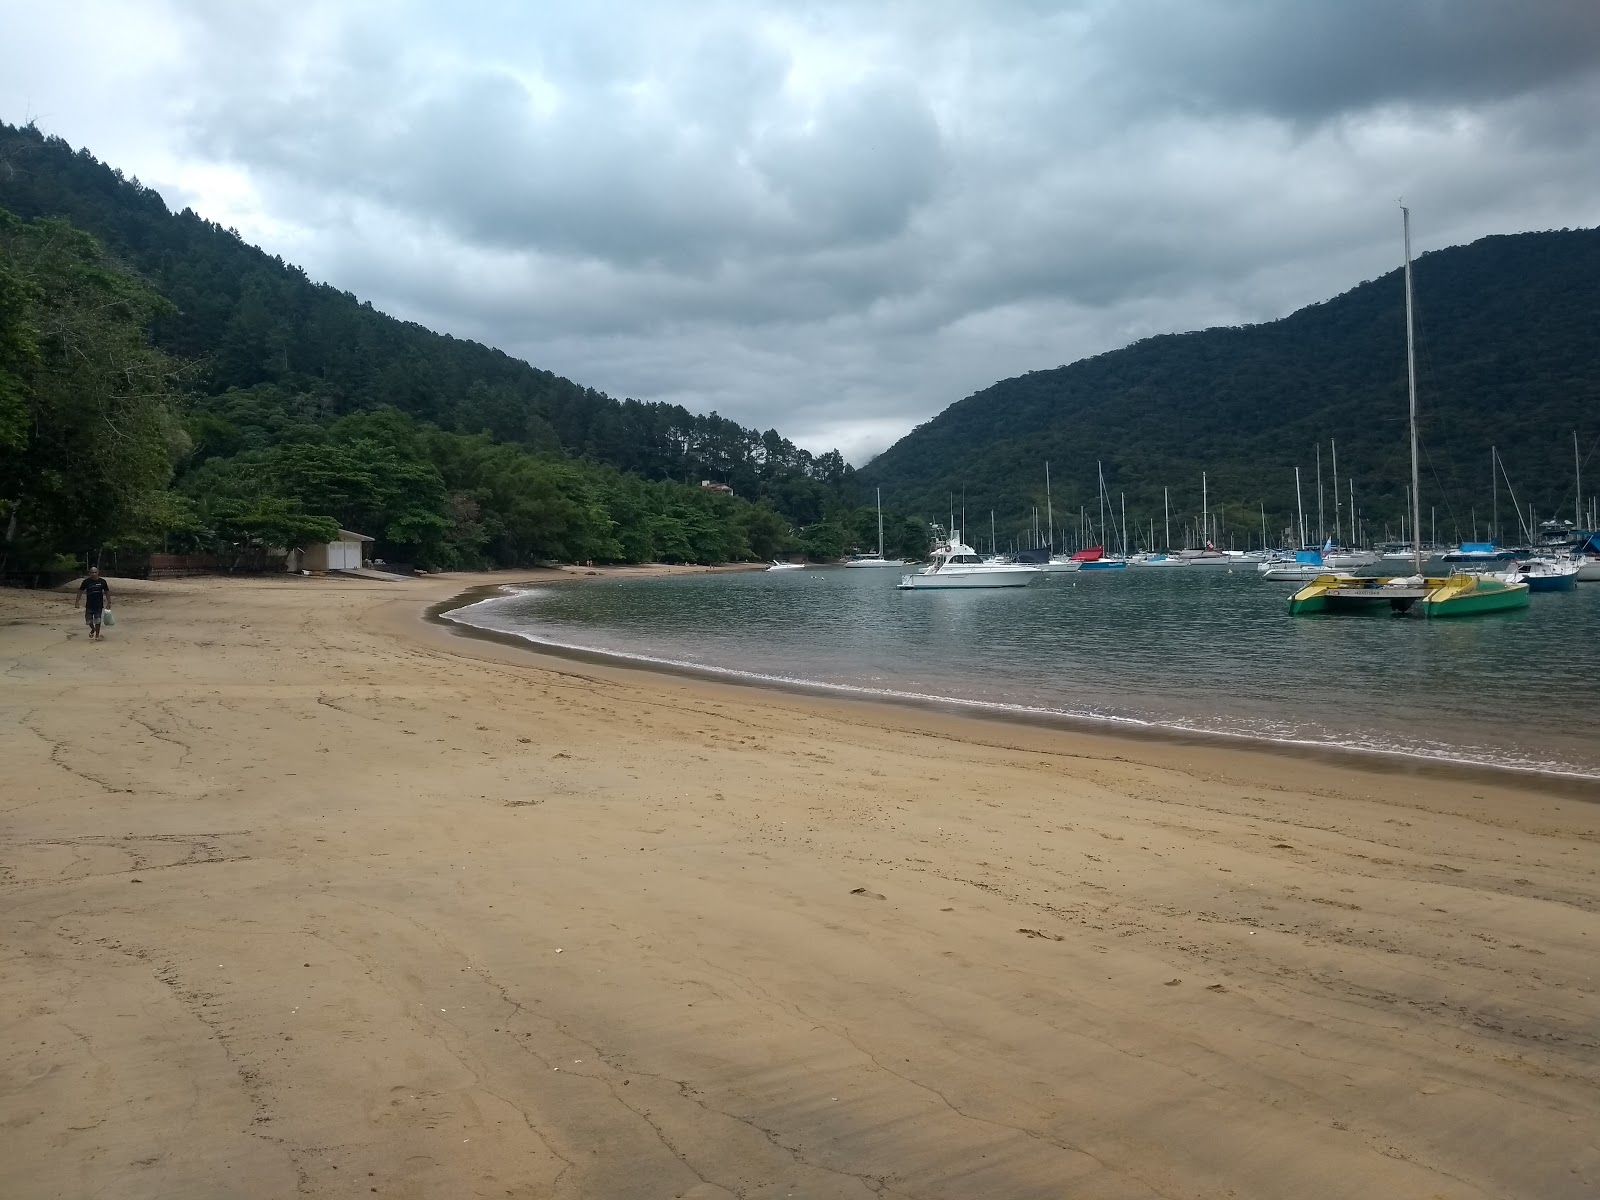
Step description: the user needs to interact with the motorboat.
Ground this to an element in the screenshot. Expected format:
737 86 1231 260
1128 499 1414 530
767 560 805 571
1507 557 1579 592
897 534 1042 589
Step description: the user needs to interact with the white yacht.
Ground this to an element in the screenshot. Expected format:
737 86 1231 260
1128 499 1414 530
897 534 1041 589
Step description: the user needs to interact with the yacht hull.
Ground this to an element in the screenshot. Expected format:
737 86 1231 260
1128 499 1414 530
897 569 1038 589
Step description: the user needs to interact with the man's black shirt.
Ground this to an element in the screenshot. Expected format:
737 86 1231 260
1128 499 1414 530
79 577 110 612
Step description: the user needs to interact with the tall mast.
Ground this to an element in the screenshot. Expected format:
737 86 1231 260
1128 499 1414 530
1331 439 1341 542
1492 447 1498 543
1045 462 1054 553
1402 204 1423 573
1201 471 1208 547
1259 501 1266 550
1295 466 1306 549
1576 431 1583 529
1098 461 1107 549
1121 493 1127 558
1316 444 1325 543
876 487 884 559
1164 486 1170 550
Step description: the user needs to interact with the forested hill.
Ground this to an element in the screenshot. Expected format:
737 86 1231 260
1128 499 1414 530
2 122 930 573
862 227 1600 549
0 121 848 509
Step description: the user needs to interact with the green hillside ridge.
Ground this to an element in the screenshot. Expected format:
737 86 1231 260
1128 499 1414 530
0 122 926 570
862 227 1600 550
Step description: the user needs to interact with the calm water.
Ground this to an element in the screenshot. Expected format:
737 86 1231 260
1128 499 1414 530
447 567 1600 778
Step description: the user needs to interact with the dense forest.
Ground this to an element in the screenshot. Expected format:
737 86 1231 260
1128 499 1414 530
0 121 928 574
863 227 1600 550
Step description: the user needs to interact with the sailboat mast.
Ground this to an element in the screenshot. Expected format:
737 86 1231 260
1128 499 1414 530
1098 461 1107 549
876 488 884 559
1295 467 1306 549
1045 462 1054 553
1331 439 1341 542
1316 444 1325 543
1121 493 1127 558
1402 204 1423 573
1576 431 1583 528
1201 471 1208 547
1492 447 1498 543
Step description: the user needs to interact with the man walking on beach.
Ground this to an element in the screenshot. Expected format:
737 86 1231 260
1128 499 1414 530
75 567 111 641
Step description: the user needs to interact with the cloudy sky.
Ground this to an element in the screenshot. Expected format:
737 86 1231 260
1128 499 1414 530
6 1 1600 461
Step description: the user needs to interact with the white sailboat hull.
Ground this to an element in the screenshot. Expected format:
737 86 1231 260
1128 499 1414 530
1261 564 1351 581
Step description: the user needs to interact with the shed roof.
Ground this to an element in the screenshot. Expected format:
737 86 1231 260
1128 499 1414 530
337 529 376 543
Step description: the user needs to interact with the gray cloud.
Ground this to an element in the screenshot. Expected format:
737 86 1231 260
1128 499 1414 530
1098 0 1600 120
6 0 1600 463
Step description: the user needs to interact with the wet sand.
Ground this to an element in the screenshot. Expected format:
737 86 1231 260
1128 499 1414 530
2 570 1597 1199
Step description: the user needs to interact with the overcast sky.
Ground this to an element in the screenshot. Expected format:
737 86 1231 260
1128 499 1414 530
6 1 1600 462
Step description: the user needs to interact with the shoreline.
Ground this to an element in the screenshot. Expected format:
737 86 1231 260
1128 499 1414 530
6 572 1598 1199
431 578 1600 799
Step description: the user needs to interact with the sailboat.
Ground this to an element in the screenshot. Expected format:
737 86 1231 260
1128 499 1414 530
1289 207 1528 618
844 489 906 567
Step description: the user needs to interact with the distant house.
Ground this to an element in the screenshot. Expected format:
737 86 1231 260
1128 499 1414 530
700 480 735 495
289 529 375 573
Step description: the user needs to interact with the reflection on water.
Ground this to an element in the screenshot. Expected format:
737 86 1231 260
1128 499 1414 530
448 567 1600 777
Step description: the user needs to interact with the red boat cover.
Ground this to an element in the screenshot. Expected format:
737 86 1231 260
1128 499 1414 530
1070 546 1104 562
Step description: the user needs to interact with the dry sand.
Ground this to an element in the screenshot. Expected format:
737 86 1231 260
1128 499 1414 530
2 570 1597 1199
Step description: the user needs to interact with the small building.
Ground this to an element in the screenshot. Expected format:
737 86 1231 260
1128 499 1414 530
700 480 735 496
291 529 374 573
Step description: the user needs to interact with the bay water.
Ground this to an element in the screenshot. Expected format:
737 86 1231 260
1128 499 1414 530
447 566 1600 779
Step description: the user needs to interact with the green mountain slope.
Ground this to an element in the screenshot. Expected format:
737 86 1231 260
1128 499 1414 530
861 228 1600 549
2 122 937 570
0 121 850 517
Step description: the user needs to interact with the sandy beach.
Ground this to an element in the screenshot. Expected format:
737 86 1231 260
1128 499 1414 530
2 570 1597 1199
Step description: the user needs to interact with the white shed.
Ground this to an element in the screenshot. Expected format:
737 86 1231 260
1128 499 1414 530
295 529 375 573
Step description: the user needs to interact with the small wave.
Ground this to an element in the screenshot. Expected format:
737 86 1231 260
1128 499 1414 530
442 597 1600 782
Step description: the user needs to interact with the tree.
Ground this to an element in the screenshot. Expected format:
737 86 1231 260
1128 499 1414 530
0 211 185 565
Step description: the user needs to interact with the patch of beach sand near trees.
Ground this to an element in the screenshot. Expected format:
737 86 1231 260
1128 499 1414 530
2 570 1597 1199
